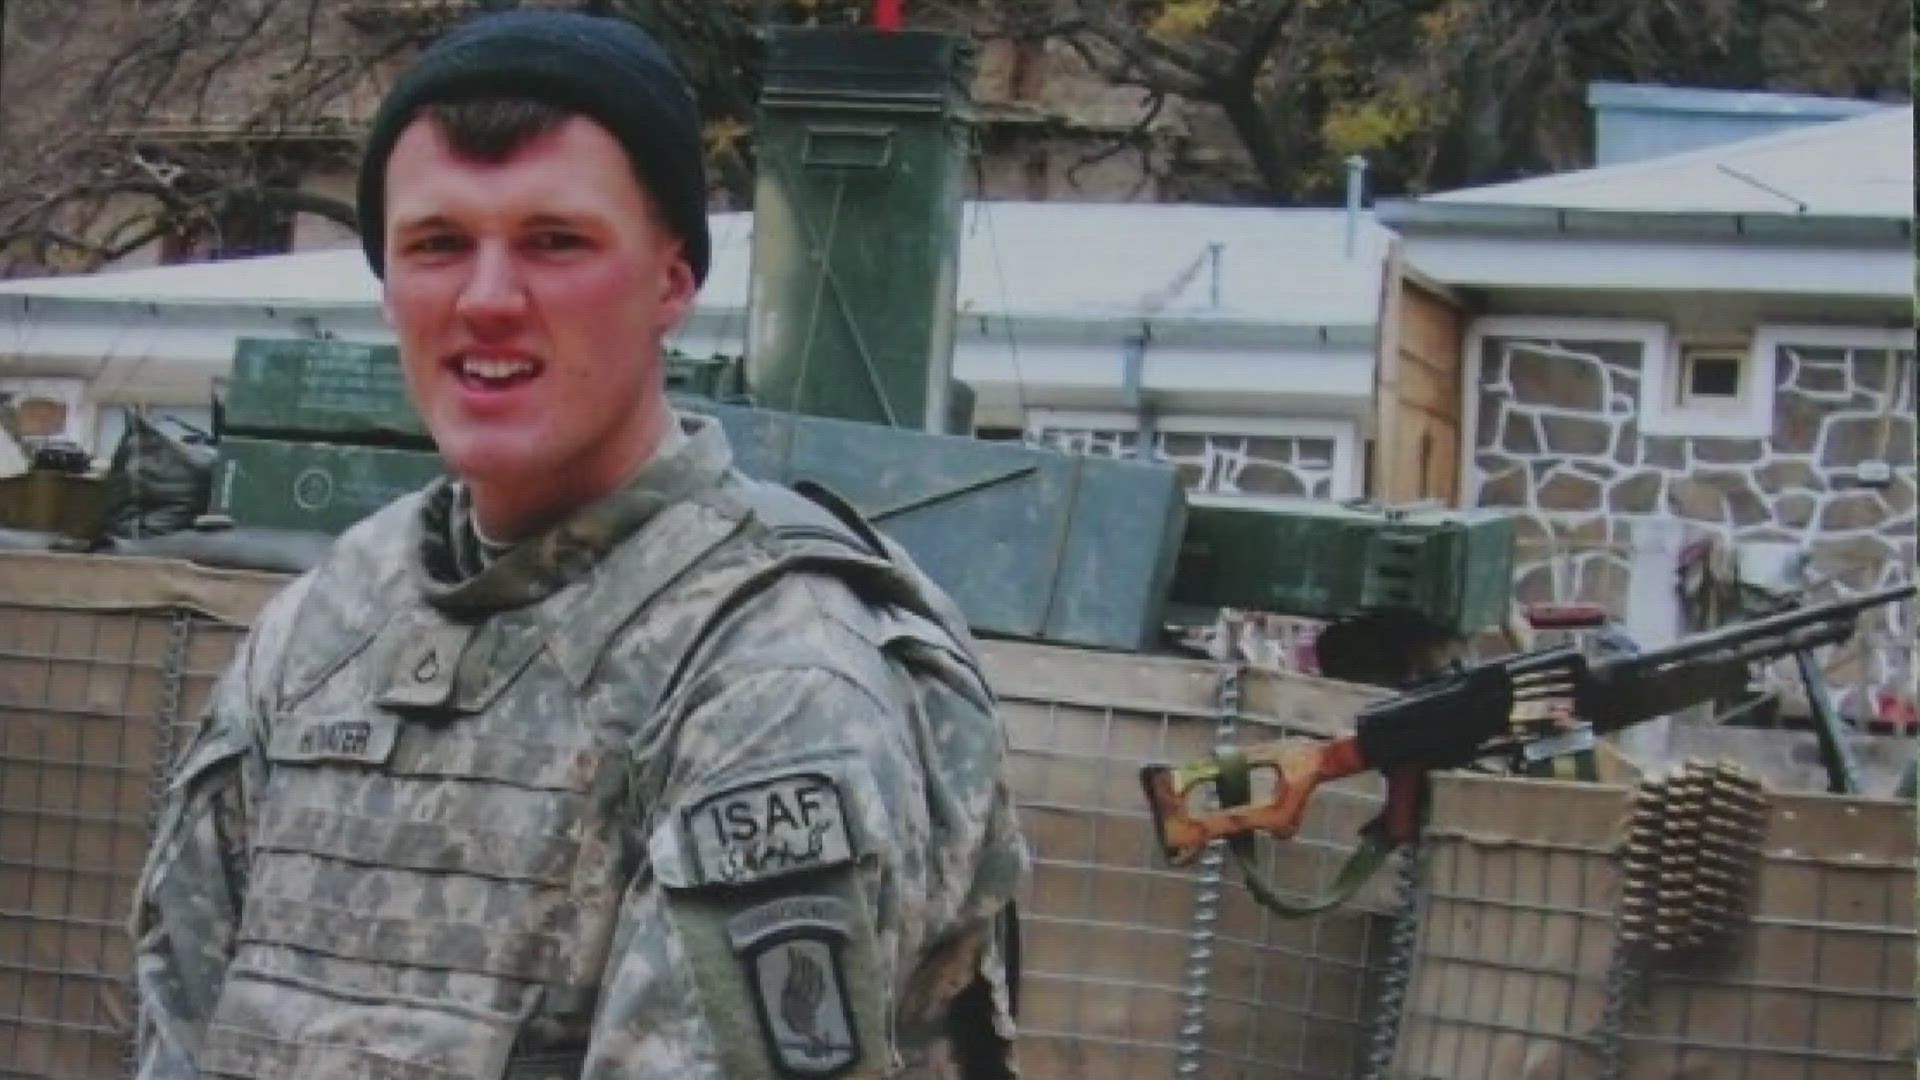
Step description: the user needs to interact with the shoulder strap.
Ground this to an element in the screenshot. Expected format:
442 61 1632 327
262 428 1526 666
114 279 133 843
767 478 980 653
638 476 929 712
786 478 891 557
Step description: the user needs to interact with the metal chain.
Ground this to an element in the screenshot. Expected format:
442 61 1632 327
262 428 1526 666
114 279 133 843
1596 939 1645 1080
125 610 197 1080
1173 665 1243 1079
1359 833 1430 1080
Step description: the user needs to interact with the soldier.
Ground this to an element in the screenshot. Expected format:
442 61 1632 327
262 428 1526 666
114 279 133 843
129 10 1027 1079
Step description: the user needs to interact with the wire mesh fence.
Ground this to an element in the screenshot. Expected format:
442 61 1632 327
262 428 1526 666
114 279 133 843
0 556 1914 1080
0 573 248 1080
1389 776 1917 1080
0 565 1405 1080
1 605 178 1080
984 642 1397 1080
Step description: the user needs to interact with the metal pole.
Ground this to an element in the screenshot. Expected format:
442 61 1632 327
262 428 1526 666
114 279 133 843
1795 648 1863 794
1122 332 1155 459
1344 155 1368 258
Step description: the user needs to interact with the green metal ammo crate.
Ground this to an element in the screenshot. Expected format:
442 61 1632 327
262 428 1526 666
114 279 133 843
1172 497 1516 636
746 27 975 433
213 437 444 535
665 354 749 402
690 400 1187 652
224 337 431 445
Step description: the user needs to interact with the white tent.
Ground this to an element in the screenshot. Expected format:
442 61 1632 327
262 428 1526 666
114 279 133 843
0 201 1392 487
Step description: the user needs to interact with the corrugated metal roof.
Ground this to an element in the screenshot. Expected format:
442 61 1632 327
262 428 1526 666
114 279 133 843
0 201 1394 330
1586 81 1892 120
1428 104 1912 218
1586 82 1892 167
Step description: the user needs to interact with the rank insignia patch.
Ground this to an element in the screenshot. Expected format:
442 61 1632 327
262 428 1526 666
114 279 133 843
377 626 473 710
729 896 861 1078
684 771 855 887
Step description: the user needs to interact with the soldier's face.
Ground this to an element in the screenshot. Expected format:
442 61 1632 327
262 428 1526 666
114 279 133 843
380 115 695 534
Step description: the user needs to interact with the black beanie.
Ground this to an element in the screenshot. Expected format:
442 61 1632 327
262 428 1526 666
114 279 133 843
356 9 710 284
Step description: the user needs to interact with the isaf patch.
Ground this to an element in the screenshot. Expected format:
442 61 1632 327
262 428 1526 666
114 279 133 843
729 896 861 1078
684 771 854 887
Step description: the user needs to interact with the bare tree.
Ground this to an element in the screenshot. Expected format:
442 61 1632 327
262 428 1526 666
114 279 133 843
0 0 435 275
1049 0 1910 203
0 0 968 270
611 0 1052 206
0 0 1901 276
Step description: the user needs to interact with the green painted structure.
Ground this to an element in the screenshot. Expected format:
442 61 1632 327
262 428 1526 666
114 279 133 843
1174 499 1516 636
213 436 443 536
224 338 430 445
745 27 975 433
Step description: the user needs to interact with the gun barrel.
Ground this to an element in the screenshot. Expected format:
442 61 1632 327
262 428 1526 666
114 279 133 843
1632 583 1914 668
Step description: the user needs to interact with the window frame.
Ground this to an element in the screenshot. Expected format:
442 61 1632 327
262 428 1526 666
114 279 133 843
1633 329 1769 437
1024 408 1362 501
1460 316 1669 494
1673 339 1752 415
0 376 94 451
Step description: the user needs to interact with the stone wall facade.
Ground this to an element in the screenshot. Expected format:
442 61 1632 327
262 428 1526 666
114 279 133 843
1468 329 1915 725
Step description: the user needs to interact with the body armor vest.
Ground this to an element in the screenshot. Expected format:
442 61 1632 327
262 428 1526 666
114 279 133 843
194 475 999 1079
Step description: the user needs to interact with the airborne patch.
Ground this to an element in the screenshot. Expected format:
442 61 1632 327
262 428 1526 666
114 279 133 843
684 771 855 887
729 896 860 1078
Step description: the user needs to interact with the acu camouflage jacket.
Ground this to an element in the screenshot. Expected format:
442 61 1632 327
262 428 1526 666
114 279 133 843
130 413 1029 1080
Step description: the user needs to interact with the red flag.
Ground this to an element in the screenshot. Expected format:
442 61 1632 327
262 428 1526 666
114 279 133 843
873 0 902 30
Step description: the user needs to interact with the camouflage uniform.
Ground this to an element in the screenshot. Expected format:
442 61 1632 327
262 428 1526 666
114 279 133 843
131 412 1028 1079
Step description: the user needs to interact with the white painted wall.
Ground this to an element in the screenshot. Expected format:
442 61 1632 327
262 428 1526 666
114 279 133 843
1618 516 1686 765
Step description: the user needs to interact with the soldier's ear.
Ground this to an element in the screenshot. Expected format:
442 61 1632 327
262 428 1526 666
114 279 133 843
656 246 696 332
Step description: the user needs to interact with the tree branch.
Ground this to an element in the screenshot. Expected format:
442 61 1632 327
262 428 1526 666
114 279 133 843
1229 0 1292 87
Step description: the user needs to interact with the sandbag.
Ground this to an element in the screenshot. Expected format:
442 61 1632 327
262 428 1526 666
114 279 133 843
0 528 61 551
103 411 216 539
107 527 335 575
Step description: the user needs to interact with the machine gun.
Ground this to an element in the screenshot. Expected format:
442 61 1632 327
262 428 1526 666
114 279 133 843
1140 582 1914 916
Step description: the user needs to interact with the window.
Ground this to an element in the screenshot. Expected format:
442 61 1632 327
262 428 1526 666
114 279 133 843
1023 410 1360 501
1675 343 1748 413
973 426 1026 443
1464 317 1671 469
160 197 295 265
0 377 94 454
1640 333 1774 438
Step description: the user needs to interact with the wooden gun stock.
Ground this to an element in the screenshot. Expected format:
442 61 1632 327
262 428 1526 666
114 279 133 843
1140 737 1425 866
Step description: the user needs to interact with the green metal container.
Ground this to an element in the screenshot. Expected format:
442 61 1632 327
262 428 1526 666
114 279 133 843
689 400 1187 652
746 27 975 433
1172 498 1517 635
665 353 749 402
213 436 443 535
223 338 430 445
0 470 109 537
945 379 976 436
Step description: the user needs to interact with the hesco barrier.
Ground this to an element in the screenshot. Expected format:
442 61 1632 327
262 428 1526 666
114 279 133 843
0 553 1399 1080
0 556 262 1079
1392 775 1915 1080
4 553 1912 1080
977 641 1396 1079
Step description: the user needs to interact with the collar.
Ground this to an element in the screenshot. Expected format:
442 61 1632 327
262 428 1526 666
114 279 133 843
413 410 733 619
